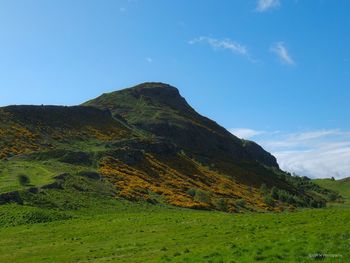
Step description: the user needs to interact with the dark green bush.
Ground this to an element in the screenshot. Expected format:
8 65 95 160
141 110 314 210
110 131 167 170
271 187 279 199
215 198 228 211
186 188 196 197
18 174 30 186
194 189 211 203
328 192 339 202
235 199 246 207
260 183 268 195
187 188 211 203
264 195 275 206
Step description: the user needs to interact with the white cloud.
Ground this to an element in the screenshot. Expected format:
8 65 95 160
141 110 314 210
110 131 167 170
275 146 350 180
289 130 340 141
249 129 350 179
256 0 280 12
189 37 247 55
189 37 254 61
229 128 265 139
270 42 295 65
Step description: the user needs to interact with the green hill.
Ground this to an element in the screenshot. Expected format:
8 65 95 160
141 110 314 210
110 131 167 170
83 82 279 168
313 177 350 206
0 82 338 212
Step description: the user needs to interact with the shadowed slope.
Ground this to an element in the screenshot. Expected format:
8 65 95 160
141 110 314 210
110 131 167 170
83 82 278 168
0 105 134 158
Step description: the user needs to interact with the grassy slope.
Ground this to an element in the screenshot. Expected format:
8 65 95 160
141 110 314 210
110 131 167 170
314 178 350 206
0 205 349 263
0 160 54 193
0 158 93 194
0 174 348 262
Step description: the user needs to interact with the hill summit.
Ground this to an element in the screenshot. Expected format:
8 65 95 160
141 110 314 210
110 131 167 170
84 82 278 168
0 82 336 211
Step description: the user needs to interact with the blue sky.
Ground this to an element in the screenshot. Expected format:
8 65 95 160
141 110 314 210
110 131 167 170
1 0 349 178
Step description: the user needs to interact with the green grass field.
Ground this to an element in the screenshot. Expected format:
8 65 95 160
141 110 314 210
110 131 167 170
0 172 350 263
0 202 349 262
0 162 350 263
1 165 349 262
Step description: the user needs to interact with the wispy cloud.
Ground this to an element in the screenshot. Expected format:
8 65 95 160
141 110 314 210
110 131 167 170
256 0 280 12
188 36 257 62
270 42 295 65
189 37 248 55
245 129 350 179
229 128 266 139
146 57 153 63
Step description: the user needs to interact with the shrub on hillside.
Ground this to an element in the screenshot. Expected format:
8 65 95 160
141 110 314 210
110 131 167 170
18 174 30 186
279 172 338 201
214 198 228 211
260 183 268 195
271 187 279 199
187 188 211 203
235 199 246 208
186 188 196 197
328 192 339 201
264 195 275 206
194 189 211 203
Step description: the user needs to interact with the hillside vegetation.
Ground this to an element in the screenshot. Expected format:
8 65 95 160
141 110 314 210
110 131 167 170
0 169 348 262
314 177 350 207
0 82 349 262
